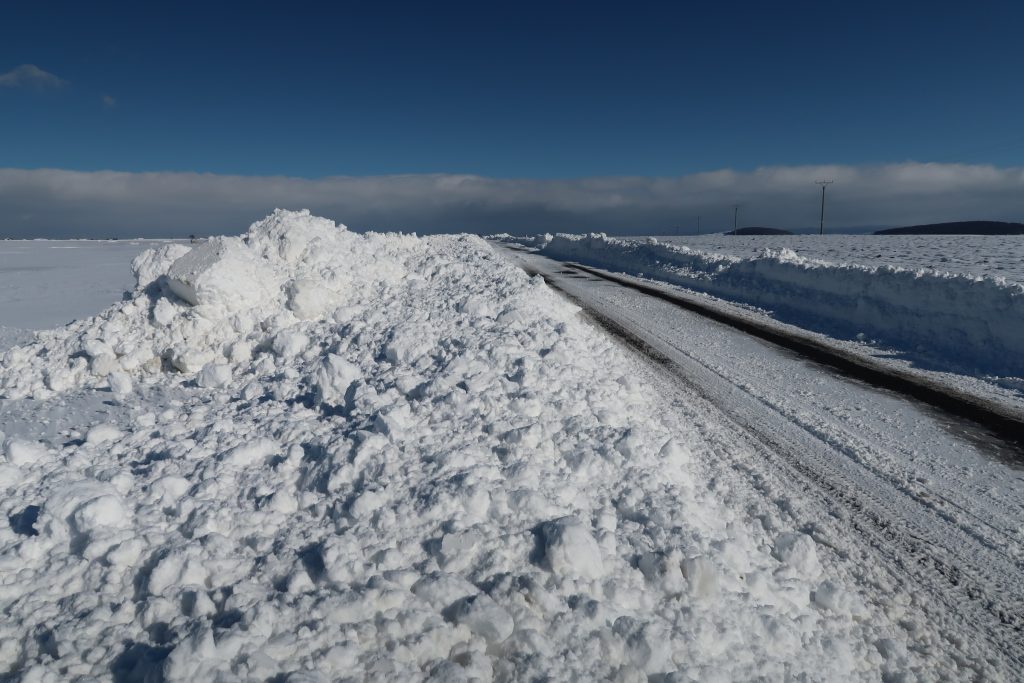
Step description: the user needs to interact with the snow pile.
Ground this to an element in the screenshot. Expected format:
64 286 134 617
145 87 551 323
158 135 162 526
0 211 933 680
543 233 1024 377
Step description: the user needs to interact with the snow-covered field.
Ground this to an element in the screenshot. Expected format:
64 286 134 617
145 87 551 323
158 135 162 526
636 234 1024 284
0 212 1019 680
539 233 1024 388
0 239 184 352
0 239 184 330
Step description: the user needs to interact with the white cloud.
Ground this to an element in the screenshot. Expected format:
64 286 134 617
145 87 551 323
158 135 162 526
0 64 68 89
0 163 1022 238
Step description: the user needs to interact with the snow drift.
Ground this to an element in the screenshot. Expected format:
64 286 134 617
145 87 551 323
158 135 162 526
542 233 1024 377
0 211 962 680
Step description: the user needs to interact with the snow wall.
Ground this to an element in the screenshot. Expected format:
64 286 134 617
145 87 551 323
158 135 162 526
542 233 1024 377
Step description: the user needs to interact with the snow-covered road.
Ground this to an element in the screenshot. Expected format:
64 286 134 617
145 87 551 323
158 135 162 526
497 245 1024 676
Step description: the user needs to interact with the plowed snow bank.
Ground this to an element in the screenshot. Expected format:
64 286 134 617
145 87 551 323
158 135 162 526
542 233 1024 377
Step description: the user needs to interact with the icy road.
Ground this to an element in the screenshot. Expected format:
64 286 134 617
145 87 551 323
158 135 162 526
497 244 1024 676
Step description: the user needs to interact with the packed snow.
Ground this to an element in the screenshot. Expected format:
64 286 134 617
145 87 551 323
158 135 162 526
540 233 1024 380
0 210 969 680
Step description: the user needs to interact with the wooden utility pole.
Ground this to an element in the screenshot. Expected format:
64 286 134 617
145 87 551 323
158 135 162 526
815 180 834 235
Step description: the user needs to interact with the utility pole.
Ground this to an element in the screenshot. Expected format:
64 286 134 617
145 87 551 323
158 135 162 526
733 205 739 231
697 215 701 235
815 180 834 235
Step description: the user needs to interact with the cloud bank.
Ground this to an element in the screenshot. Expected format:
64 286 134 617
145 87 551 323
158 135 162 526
1 163 1023 238
0 64 68 89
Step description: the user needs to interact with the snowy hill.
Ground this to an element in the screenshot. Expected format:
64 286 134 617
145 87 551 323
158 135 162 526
875 220 1024 235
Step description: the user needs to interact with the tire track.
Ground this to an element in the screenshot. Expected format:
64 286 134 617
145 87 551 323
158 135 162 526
566 262 1024 455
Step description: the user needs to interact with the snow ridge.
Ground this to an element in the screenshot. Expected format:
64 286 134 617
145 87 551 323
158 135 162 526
542 233 1024 378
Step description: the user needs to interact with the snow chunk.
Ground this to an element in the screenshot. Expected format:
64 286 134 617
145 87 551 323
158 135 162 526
86 423 123 445
152 297 180 326
72 494 131 533
165 237 280 315
197 362 232 389
449 594 515 644
90 353 119 376
4 439 48 467
349 489 385 519
170 347 216 374
412 573 479 610
638 550 686 595
437 529 483 570
682 556 719 598
220 439 278 468
148 550 210 596
272 330 309 358
228 340 253 364
151 475 191 504
384 324 435 364
541 516 604 579
247 208 344 262
312 354 361 408
131 242 191 288
813 580 854 613
288 278 335 320
107 370 133 396
773 532 822 579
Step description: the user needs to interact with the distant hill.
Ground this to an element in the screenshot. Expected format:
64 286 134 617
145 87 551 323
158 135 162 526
725 227 794 236
875 221 1024 236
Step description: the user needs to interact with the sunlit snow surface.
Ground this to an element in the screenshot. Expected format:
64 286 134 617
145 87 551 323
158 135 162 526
0 215 1014 680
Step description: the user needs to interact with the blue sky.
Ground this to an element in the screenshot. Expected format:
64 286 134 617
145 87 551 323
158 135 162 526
2 2 1024 235
4 1 1024 178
